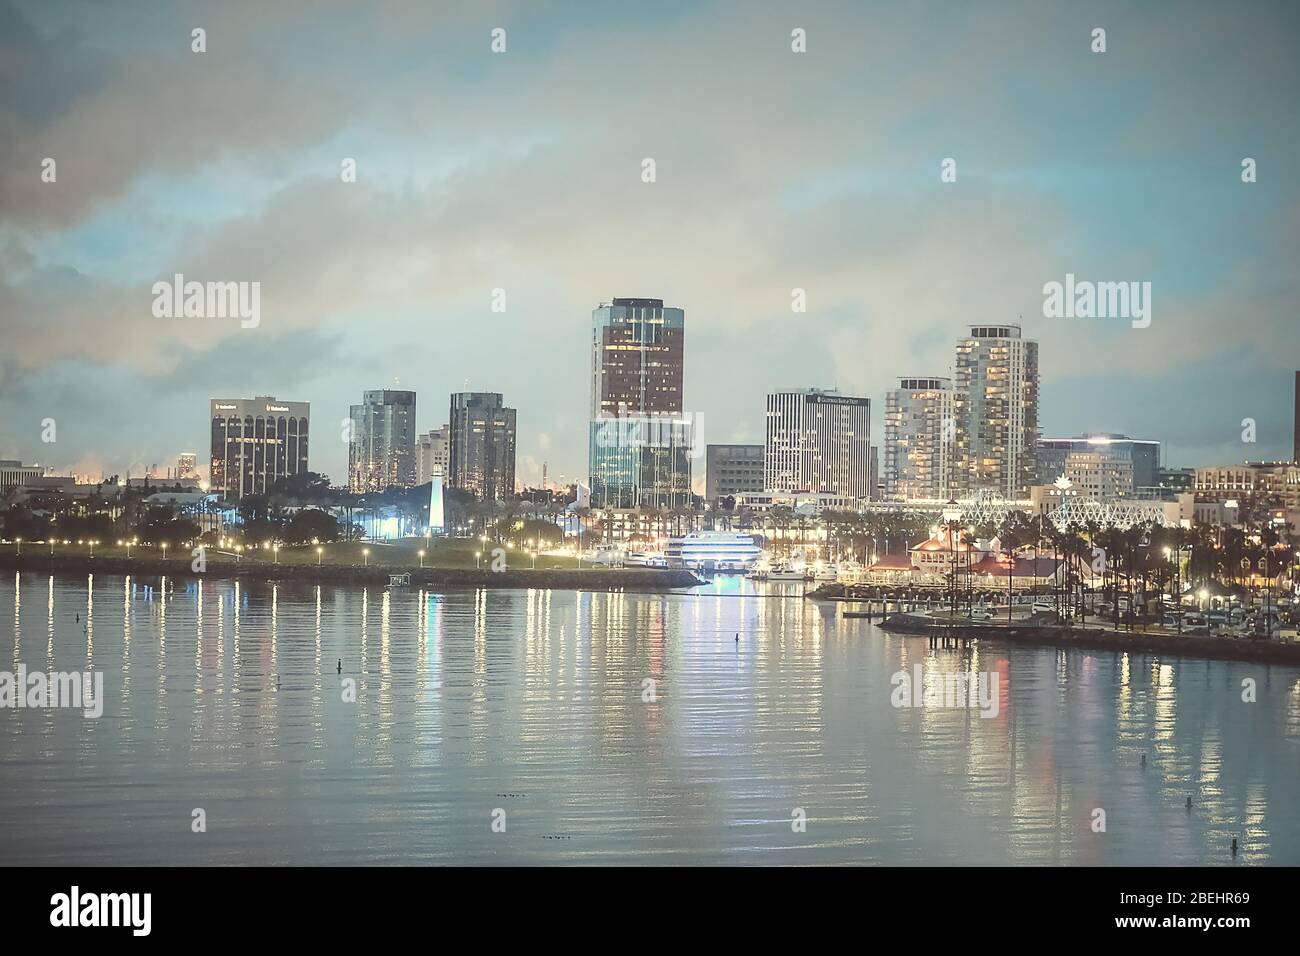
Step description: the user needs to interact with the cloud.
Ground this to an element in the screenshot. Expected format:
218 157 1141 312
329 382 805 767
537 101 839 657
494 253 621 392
2 0 1299 479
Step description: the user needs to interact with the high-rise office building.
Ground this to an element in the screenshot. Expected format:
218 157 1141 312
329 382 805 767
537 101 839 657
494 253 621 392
209 396 310 500
348 389 417 492
884 376 955 500
590 297 684 417
1036 434 1160 498
175 453 197 479
952 325 1039 498
448 392 516 501
416 426 450 485
764 389 872 499
705 444 764 503
588 297 692 509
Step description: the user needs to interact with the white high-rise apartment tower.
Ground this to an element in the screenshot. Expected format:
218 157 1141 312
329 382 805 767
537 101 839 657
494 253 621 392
952 325 1039 498
884 377 955 500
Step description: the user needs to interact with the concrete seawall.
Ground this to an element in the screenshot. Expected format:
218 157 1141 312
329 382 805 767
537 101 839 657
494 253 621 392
880 612 1300 666
0 553 702 592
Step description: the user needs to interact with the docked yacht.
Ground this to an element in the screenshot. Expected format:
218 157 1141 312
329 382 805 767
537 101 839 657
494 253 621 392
836 560 866 585
765 562 808 582
665 531 761 573
810 563 839 582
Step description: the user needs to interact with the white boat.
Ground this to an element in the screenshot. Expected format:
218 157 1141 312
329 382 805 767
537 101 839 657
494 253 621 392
665 532 761 572
811 564 839 582
766 562 807 582
836 561 866 585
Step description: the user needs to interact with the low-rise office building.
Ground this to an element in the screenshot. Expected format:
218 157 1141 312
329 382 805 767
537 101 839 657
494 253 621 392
705 444 764 505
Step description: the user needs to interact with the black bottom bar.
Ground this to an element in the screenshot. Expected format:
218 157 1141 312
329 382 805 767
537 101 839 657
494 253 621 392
9 865 1283 941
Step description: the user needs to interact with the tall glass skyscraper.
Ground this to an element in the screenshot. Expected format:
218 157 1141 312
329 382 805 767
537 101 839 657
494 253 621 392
348 389 417 492
588 297 692 509
448 392 516 501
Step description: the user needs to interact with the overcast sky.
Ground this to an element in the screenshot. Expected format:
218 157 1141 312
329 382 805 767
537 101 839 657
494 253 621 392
2 0 1298 488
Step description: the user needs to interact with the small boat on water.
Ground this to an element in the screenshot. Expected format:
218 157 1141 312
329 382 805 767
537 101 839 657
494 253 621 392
766 562 807 582
836 560 866 585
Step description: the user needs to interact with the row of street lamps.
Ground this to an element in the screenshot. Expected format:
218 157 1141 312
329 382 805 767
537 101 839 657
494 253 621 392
14 537 563 574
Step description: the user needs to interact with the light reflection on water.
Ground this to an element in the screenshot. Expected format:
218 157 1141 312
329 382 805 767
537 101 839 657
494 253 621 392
1 571 1298 865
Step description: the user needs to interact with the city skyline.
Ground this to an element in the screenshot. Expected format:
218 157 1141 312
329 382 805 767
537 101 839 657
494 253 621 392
4 304 1298 493
5 0 1300 891
3 1 1299 486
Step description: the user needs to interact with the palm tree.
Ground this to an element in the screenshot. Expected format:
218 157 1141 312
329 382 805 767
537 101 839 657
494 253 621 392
1221 526 1248 588
959 527 980 612
941 518 965 613
736 505 754 532
574 505 591 554
822 510 846 562
1061 522 1089 621
996 510 1037 621
768 506 794 556
1121 523 1147 630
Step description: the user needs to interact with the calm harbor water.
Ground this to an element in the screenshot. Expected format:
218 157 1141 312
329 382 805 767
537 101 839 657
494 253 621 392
1 570 1298 866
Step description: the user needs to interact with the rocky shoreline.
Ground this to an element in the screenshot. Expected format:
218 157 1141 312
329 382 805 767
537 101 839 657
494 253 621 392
0 552 703 592
879 612 1300 666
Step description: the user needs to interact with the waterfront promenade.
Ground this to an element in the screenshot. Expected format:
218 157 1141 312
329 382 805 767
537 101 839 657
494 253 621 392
0 549 700 591
875 611 1300 666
